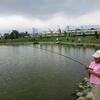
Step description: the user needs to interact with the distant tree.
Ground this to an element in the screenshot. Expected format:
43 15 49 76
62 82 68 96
19 32 30 38
39 35 42 40
25 31 30 36
10 30 19 39
94 31 99 39
4 33 10 39
90 28 95 30
58 28 61 35
82 33 86 37
73 34 76 37
66 38 69 41
19 32 25 38
57 26 62 36
71 39 74 42
75 28 81 31
68 32 71 37
63 31 67 36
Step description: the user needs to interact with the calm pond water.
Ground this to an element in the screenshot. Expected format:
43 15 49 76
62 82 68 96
0 44 98 100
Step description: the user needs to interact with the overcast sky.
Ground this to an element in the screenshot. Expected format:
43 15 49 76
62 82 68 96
0 0 100 33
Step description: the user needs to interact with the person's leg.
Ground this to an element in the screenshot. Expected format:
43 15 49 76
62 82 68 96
92 85 100 100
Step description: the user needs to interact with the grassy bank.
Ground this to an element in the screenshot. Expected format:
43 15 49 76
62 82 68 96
0 35 99 46
34 35 100 44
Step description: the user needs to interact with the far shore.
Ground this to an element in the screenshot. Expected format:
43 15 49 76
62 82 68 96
0 41 99 47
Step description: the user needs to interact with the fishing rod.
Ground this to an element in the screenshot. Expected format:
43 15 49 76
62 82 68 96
33 46 86 67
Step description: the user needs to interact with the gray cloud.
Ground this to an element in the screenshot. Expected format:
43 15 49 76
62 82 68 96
0 0 100 19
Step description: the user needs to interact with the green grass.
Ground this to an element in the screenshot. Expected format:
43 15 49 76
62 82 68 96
37 36 100 44
0 35 99 44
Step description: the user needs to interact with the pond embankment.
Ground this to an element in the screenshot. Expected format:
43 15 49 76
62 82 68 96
0 41 100 48
39 42 100 47
75 77 94 100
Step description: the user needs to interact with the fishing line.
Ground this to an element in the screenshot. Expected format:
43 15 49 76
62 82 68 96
33 45 86 67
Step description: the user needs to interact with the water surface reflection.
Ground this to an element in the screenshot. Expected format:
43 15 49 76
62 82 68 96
0 44 97 100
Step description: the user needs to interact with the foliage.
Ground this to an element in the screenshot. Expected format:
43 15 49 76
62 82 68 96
94 31 99 39
3 30 30 40
0 31 100 44
82 33 86 37
10 30 19 39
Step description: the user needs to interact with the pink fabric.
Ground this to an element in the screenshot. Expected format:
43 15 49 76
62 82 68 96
89 61 100 85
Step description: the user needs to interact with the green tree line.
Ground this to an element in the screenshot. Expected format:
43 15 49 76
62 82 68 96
4 30 30 39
